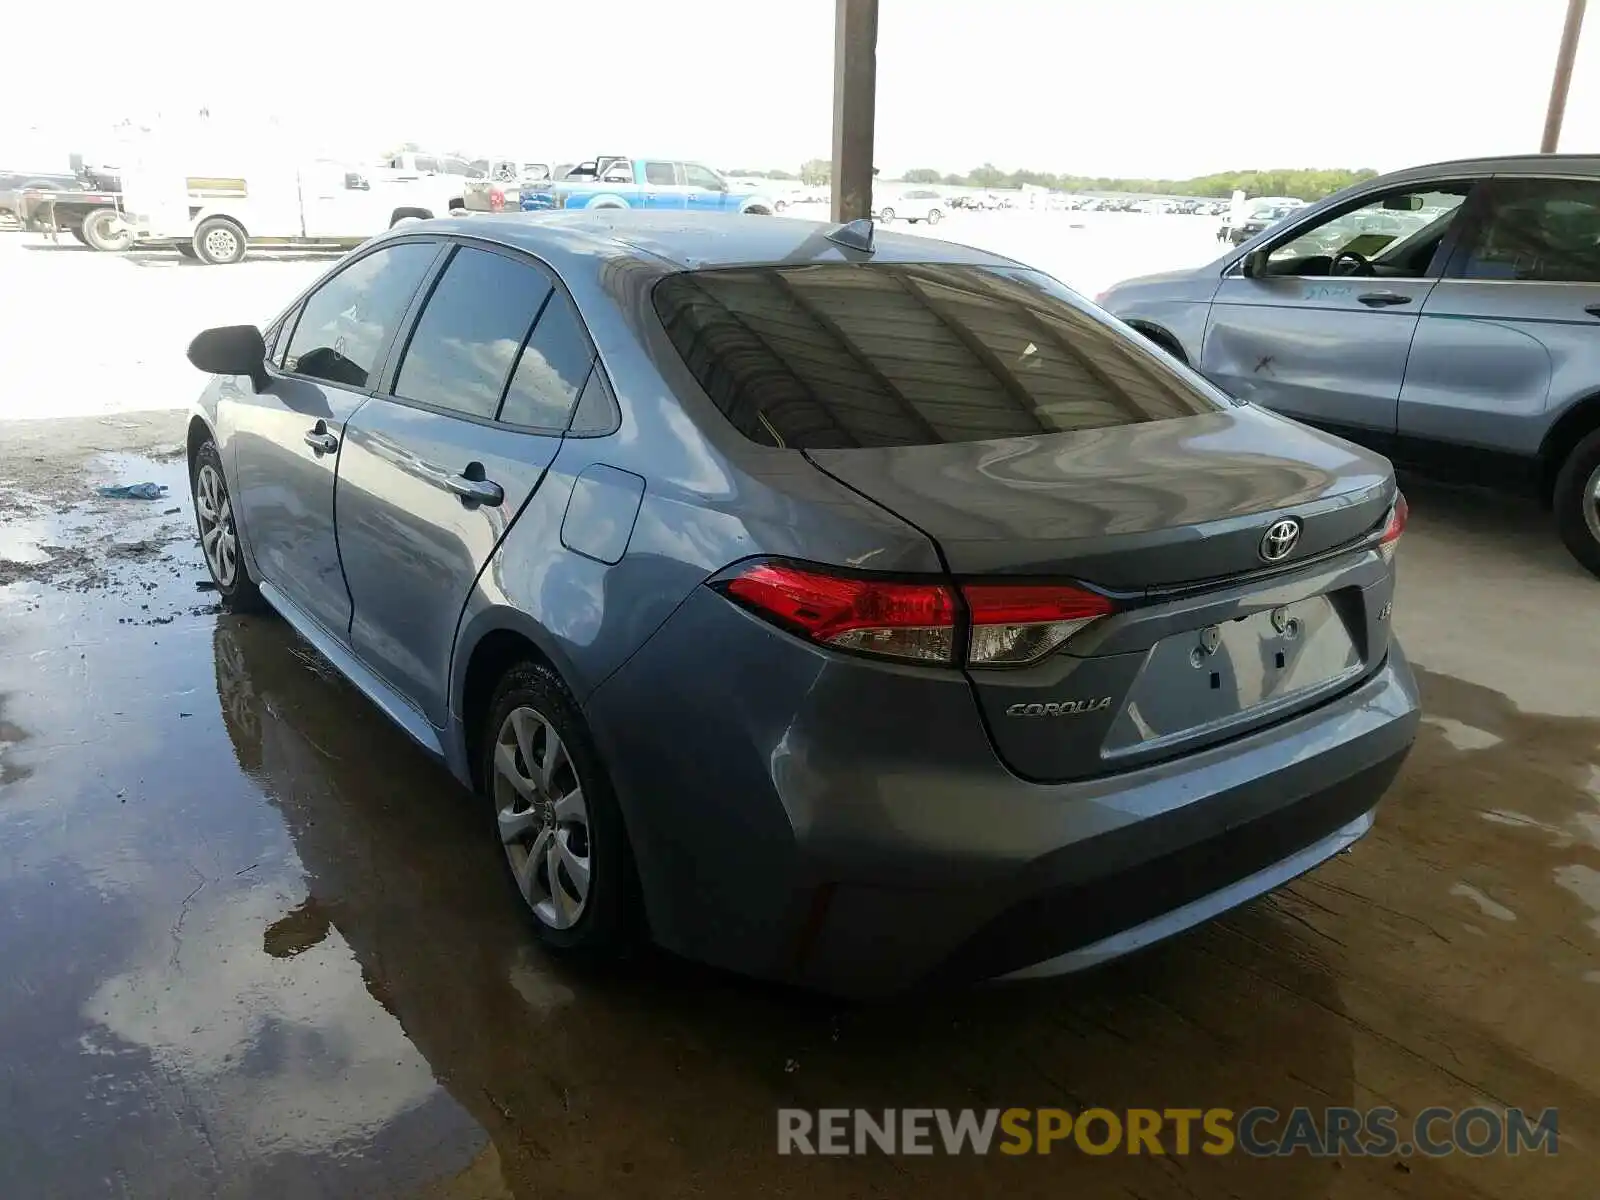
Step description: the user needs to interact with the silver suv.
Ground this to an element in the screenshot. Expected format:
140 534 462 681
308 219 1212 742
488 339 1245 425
1101 155 1600 577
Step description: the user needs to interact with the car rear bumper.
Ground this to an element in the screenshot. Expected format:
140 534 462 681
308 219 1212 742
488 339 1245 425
585 587 1419 998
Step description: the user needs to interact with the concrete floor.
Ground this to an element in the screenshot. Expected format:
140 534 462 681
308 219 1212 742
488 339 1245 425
1 232 1597 1197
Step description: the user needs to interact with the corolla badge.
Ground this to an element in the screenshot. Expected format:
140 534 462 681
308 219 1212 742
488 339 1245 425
1005 698 1113 718
1259 517 1302 563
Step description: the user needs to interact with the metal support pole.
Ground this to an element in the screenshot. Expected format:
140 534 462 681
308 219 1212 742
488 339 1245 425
831 0 878 222
1542 0 1587 153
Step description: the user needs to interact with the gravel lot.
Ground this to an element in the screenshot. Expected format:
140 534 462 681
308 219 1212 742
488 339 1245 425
0 222 1596 1199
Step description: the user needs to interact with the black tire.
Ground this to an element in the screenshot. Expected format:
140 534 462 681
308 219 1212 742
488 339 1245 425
176 243 199 260
1553 427 1600 578
192 216 247 264
481 660 637 957
190 439 266 610
80 208 130 252
774 199 787 213
928 207 943 225
878 206 895 222
69 226 88 245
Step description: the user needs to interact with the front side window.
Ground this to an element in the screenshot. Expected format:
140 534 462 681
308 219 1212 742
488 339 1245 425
393 246 555 419
283 242 438 389
1457 178 1600 282
681 163 724 191
654 263 1219 450
413 156 441 174
601 160 634 184
644 161 678 186
1265 185 1470 276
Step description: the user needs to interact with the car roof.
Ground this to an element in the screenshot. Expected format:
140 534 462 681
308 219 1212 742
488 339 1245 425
403 210 1025 277
1375 152 1600 182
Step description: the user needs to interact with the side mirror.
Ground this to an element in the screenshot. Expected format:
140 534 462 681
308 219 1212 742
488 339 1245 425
188 325 268 391
344 173 370 191
1241 249 1269 278
1382 195 1422 212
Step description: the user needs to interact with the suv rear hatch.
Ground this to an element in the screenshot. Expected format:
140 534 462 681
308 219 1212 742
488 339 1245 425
654 259 1402 782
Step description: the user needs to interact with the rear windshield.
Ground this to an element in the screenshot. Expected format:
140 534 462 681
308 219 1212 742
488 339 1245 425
652 263 1221 449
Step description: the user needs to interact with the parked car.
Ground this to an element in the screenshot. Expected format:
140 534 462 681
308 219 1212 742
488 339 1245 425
462 161 552 212
181 209 1418 997
1220 201 1300 245
875 188 944 224
1102 154 1600 577
519 157 775 214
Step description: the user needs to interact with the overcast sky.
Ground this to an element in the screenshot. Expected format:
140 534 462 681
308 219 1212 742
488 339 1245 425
6 0 1599 177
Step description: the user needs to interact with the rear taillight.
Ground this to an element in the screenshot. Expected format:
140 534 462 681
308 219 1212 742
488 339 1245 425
963 583 1116 666
1378 492 1408 564
721 562 957 663
716 563 1115 667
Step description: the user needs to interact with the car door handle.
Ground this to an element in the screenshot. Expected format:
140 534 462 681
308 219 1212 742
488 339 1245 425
1584 303 1600 319
303 429 339 454
443 472 504 506
1357 292 1413 307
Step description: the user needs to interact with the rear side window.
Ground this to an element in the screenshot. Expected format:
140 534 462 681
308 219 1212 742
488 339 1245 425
1458 178 1600 282
644 161 677 186
653 263 1218 449
283 241 437 389
499 290 595 429
394 246 555 419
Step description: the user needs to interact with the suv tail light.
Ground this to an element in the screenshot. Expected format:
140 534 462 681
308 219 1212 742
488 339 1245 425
1378 492 1408 564
715 562 1115 667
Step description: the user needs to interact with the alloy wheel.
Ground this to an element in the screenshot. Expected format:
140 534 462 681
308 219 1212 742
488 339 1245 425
493 705 592 930
195 463 239 587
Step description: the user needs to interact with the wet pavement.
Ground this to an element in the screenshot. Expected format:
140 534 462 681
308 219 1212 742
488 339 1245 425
0 411 1596 1198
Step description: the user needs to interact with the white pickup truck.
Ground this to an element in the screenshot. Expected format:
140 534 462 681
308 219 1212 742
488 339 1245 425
119 158 449 263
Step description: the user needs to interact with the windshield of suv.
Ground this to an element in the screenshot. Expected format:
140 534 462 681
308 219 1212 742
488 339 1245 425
653 263 1223 450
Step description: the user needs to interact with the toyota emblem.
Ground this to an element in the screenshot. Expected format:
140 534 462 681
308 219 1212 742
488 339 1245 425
1259 518 1302 563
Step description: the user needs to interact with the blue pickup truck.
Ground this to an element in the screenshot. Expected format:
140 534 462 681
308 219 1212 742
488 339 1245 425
520 156 775 215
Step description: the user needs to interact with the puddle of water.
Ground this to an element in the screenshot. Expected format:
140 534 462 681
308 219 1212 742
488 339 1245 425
1 456 1598 1197
1449 882 1517 922
1421 714 1503 752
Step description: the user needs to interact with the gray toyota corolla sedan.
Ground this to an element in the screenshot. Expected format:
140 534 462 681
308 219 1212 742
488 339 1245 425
183 210 1419 997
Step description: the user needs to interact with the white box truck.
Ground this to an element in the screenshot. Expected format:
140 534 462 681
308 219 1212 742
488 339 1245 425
119 154 449 264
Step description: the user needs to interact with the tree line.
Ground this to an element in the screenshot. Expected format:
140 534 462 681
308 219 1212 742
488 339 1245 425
728 161 1379 200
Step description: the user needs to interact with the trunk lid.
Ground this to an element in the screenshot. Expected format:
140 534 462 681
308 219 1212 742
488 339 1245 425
807 408 1398 782
804 407 1394 589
